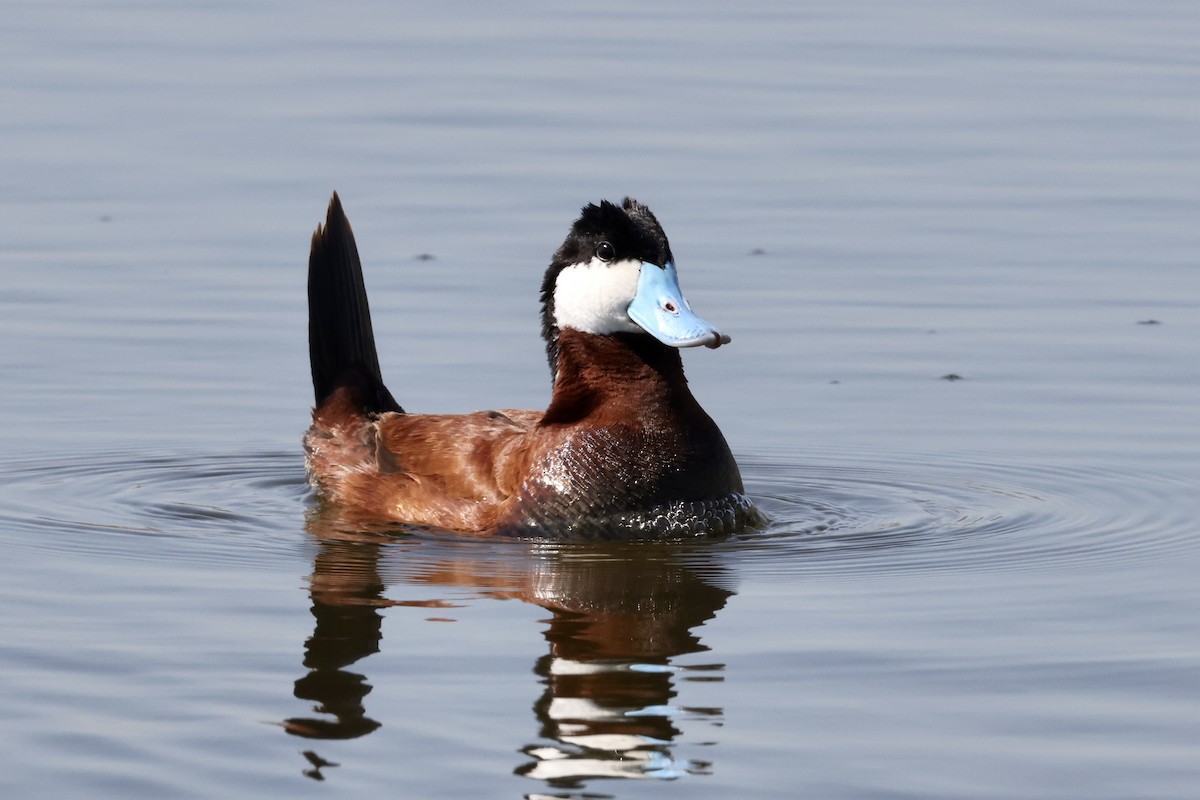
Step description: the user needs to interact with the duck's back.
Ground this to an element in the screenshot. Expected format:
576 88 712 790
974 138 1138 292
307 399 753 538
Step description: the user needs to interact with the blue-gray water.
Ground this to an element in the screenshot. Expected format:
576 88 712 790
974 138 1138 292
2 2 1198 798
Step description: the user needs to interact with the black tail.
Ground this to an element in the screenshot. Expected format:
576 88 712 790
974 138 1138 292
307 192 403 414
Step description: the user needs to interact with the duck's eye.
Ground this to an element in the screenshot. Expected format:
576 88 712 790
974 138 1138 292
595 241 616 262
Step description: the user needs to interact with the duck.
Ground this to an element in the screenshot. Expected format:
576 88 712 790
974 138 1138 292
304 193 759 539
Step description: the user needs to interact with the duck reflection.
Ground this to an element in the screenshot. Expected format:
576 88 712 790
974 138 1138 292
282 531 387 743
287 504 733 790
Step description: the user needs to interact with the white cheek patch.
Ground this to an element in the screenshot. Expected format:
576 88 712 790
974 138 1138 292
552 257 645 335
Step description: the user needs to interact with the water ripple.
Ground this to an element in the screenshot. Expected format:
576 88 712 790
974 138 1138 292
726 449 1199 576
0 447 311 567
0 446 1194 577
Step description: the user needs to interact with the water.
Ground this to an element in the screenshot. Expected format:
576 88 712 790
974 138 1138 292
2 1 1199 797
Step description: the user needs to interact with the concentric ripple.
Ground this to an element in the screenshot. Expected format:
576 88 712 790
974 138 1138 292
0 447 312 567
0 445 1195 577
724 448 1199 577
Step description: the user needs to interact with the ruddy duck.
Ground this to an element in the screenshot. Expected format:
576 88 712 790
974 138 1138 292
304 193 758 538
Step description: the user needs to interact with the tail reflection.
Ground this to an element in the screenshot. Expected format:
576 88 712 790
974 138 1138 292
289 505 734 791
283 534 386 742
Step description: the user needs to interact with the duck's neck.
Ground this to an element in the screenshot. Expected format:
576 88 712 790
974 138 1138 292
541 329 698 426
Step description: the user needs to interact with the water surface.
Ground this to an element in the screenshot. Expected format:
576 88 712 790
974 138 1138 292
2 1 1198 798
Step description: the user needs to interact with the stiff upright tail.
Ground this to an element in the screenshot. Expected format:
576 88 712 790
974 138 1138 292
307 192 402 414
